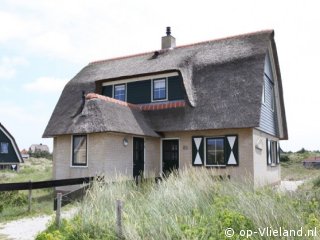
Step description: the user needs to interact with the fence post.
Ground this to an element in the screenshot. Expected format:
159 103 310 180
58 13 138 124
116 200 123 238
28 180 32 212
56 193 62 228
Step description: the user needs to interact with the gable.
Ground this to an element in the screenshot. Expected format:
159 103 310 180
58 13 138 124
258 45 287 139
0 124 23 164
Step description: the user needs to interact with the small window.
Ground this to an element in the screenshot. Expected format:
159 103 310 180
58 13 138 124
0 142 9 154
114 84 126 101
153 79 167 101
72 135 87 166
205 138 225 166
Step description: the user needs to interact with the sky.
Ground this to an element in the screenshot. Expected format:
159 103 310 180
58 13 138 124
0 0 319 152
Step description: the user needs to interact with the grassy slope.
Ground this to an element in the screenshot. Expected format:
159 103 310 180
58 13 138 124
0 158 54 222
37 167 320 240
281 151 320 181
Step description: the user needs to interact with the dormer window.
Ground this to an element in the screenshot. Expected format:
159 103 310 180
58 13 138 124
153 78 167 101
101 72 183 104
114 84 126 101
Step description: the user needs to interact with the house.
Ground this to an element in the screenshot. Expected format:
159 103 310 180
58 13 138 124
20 149 30 160
29 143 50 153
303 157 320 169
0 123 23 171
43 28 288 189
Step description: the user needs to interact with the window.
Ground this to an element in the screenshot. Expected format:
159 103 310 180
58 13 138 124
72 135 87 166
263 74 275 111
114 84 126 101
153 79 167 101
205 138 225 166
0 142 9 154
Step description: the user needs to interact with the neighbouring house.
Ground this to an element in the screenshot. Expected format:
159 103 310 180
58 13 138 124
0 123 23 171
29 143 50 153
43 28 288 190
303 157 320 169
21 149 30 160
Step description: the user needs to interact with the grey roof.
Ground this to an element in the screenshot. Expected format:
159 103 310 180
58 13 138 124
63 98 159 137
43 30 288 139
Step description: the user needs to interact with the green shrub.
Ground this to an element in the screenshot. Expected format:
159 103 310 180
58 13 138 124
280 154 290 162
0 191 28 207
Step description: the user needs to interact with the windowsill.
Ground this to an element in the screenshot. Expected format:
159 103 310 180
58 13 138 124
270 163 277 167
152 98 168 102
70 165 88 168
205 165 227 168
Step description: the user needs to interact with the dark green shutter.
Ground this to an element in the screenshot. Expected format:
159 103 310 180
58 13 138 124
192 137 204 166
168 76 184 101
226 135 239 166
127 80 151 104
266 139 271 165
102 85 113 97
276 141 280 165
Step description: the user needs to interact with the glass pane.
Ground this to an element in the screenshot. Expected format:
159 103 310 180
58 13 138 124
73 136 87 165
215 139 225 165
114 85 125 101
206 138 225 165
0 142 9 154
153 79 166 100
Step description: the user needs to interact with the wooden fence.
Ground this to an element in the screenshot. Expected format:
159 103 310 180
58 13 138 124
0 177 94 212
0 177 94 191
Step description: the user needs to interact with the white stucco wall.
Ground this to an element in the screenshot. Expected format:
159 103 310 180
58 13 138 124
252 129 281 187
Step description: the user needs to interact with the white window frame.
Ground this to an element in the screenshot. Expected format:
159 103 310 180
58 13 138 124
204 137 226 167
152 78 168 102
71 135 88 167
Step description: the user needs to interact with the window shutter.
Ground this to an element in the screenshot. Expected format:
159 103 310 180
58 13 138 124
192 137 204 166
266 139 271 165
226 135 239 166
276 142 280 164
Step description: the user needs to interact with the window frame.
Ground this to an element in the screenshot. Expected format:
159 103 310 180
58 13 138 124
204 137 226 167
114 84 126 101
0 142 9 154
152 78 168 102
71 135 88 167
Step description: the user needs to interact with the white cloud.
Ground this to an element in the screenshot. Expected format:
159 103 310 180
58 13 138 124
0 101 53 150
23 76 68 93
0 56 28 80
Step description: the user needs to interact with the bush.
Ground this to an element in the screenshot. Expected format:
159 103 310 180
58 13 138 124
29 150 52 160
280 154 290 162
0 191 28 207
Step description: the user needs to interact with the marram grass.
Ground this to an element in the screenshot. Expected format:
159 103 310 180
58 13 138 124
37 168 320 240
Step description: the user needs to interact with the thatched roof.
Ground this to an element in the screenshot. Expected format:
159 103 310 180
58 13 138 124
43 30 288 139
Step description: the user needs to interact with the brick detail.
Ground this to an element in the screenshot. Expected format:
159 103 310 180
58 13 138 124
86 93 185 111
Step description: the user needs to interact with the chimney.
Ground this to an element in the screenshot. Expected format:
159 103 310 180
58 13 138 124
161 26 176 49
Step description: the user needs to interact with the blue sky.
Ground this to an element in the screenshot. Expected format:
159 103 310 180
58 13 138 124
0 0 319 152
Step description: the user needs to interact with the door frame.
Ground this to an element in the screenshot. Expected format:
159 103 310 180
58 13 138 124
132 136 145 178
160 138 180 176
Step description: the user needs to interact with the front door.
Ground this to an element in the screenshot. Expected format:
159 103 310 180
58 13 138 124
162 139 179 175
133 137 144 178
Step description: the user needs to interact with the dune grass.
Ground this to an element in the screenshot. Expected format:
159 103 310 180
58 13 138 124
0 157 54 222
37 168 320 240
